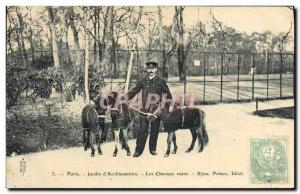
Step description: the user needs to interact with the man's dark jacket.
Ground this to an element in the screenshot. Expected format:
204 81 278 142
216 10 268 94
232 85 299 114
127 76 172 112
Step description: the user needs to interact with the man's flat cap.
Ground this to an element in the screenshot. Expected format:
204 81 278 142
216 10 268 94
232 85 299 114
146 61 158 67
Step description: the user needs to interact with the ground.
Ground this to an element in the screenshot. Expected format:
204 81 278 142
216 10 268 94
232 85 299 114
6 99 294 188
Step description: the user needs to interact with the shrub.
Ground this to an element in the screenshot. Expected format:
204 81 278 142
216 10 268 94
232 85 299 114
6 68 28 109
75 66 105 100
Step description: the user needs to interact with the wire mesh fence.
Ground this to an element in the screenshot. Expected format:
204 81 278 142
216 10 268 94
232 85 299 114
7 49 294 103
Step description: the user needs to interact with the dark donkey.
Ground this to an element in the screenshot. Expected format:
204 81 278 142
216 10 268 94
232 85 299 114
161 107 209 157
81 96 108 157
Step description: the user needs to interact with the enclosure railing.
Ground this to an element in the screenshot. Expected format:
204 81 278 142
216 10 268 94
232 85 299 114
7 49 294 103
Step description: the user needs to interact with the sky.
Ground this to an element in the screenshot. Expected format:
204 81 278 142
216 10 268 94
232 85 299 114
9 6 295 50
27 6 294 35
159 6 294 35
126 6 294 50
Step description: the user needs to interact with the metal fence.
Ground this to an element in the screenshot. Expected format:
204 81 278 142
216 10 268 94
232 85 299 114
7 49 294 103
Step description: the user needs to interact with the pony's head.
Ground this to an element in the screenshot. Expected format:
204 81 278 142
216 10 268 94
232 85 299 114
107 91 119 107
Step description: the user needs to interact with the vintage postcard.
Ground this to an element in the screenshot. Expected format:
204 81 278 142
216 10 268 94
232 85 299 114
6 6 295 189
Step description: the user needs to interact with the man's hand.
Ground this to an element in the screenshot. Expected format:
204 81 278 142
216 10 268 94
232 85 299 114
145 112 157 122
145 112 157 118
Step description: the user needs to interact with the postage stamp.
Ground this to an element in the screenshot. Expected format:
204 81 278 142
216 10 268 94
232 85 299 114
250 137 288 184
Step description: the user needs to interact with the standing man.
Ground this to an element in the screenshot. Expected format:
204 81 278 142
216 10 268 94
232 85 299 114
127 62 172 157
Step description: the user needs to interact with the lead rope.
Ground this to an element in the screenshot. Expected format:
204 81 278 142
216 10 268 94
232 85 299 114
120 101 159 118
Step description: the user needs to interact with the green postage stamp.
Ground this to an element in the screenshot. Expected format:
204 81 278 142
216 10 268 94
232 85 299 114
250 138 288 184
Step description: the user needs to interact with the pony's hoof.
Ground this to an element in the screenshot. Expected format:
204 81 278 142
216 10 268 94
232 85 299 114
198 148 204 153
84 147 88 151
172 149 177 154
164 151 170 157
98 151 102 155
91 153 95 157
113 150 118 157
127 152 131 156
186 149 192 153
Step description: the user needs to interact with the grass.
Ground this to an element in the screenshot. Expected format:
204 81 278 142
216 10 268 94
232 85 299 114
6 98 83 156
254 106 294 119
6 94 141 156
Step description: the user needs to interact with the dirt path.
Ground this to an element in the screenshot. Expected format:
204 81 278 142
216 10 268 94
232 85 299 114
6 99 294 188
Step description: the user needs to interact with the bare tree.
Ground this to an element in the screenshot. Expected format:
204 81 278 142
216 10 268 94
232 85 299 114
15 7 29 68
124 6 143 92
67 7 81 67
112 7 135 78
84 8 90 103
175 6 185 82
172 6 193 82
157 7 177 81
25 7 35 64
6 7 16 54
47 6 60 68
101 6 114 71
278 22 293 53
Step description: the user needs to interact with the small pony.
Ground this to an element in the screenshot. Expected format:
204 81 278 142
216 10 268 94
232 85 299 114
107 91 161 157
108 91 135 157
160 106 209 157
81 96 108 157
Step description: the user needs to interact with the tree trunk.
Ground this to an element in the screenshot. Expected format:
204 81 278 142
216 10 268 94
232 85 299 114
157 7 167 81
92 7 99 66
112 37 118 78
175 6 185 82
68 7 81 67
28 28 35 65
65 26 72 69
16 10 29 69
97 8 102 63
6 8 14 54
84 12 90 103
125 7 143 92
47 7 60 69
101 6 114 71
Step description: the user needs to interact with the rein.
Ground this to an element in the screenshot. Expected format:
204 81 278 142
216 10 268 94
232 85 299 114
111 101 159 118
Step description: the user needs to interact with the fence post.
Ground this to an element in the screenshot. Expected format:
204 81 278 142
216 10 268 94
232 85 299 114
203 53 206 103
237 53 240 101
280 53 283 98
220 52 224 102
266 53 269 99
256 97 258 112
252 53 255 101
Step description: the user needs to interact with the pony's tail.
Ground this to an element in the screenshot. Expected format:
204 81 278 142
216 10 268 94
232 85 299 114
200 110 209 146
